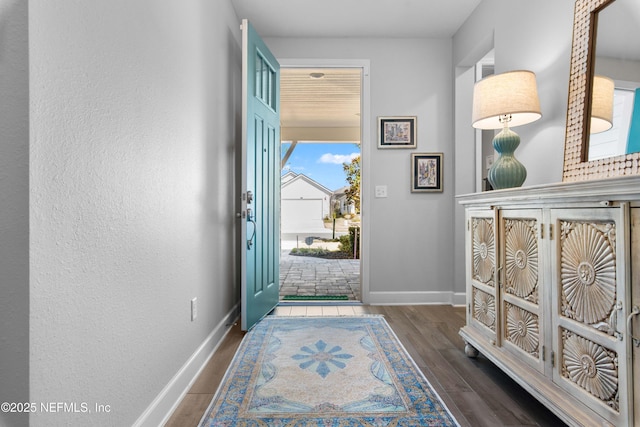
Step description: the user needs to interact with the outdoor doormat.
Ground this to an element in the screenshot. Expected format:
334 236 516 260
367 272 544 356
282 295 349 301
198 316 460 426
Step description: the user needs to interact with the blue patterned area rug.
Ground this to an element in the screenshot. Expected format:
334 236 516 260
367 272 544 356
198 316 460 426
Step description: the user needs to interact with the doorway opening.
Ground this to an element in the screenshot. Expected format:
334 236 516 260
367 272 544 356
475 50 495 192
278 66 363 302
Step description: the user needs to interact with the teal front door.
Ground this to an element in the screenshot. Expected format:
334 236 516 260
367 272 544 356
240 20 280 330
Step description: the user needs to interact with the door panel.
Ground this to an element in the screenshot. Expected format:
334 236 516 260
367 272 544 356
631 208 640 422
499 209 546 374
467 208 499 345
549 207 630 426
241 20 280 331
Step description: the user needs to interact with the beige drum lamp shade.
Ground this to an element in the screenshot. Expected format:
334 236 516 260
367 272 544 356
472 70 542 130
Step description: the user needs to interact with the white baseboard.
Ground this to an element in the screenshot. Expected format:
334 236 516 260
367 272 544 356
133 304 240 427
451 292 467 306
369 291 466 306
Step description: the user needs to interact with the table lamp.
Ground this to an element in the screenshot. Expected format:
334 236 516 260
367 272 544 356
472 70 542 189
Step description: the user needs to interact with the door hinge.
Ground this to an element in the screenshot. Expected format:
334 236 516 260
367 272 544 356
548 223 554 240
542 345 545 361
539 223 544 239
550 350 555 367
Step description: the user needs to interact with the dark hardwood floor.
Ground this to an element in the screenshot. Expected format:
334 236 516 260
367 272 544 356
165 305 565 427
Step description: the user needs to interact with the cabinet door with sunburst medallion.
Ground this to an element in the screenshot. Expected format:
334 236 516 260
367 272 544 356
630 208 640 423
499 209 546 374
549 207 630 427
466 208 499 346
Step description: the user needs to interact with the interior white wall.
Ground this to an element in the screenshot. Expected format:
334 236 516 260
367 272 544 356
28 1 241 425
454 0 575 187
454 66 477 296
0 1 29 426
267 37 457 303
450 0 576 302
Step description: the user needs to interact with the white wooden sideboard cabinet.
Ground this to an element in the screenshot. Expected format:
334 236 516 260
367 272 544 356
457 177 640 427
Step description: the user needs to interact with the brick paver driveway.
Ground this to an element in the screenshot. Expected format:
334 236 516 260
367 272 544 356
279 250 360 301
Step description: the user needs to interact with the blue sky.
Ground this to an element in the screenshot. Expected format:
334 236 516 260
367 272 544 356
281 142 360 191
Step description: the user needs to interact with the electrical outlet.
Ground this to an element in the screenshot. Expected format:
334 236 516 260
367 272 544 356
486 154 495 170
191 297 198 321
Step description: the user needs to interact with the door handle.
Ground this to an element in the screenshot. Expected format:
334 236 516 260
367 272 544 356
608 301 623 340
626 305 640 347
493 266 503 288
246 208 256 250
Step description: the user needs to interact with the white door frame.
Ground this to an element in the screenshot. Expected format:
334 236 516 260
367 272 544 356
278 58 370 304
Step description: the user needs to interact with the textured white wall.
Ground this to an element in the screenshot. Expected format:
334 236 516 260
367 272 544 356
0 1 29 426
29 0 241 425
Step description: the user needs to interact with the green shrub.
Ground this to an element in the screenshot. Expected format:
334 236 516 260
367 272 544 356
338 226 360 259
338 234 352 255
290 247 329 256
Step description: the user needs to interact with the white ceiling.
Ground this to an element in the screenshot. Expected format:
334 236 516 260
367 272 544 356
231 0 482 38
231 0 483 138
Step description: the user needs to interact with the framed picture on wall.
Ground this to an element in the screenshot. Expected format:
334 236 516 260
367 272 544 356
378 116 417 148
411 153 443 193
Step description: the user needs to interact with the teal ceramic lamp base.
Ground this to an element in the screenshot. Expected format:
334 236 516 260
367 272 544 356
488 127 526 189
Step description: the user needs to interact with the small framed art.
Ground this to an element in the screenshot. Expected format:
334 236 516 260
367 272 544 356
411 153 443 193
378 116 416 148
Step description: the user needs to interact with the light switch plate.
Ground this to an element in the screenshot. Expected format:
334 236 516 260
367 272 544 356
375 185 388 198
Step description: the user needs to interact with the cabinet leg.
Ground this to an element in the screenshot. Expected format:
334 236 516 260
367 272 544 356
464 342 479 358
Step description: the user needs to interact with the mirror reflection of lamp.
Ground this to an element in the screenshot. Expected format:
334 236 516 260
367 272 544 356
590 75 614 134
472 70 542 189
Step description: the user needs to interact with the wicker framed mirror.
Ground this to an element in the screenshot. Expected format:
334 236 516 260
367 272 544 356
562 0 640 181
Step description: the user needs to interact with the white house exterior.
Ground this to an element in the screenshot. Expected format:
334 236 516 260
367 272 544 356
332 185 356 216
281 172 332 232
